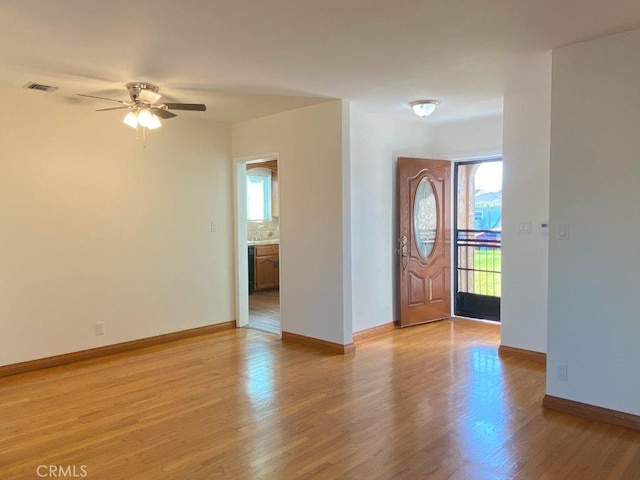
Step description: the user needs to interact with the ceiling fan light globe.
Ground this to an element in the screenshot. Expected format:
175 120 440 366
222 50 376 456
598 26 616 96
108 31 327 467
123 111 139 128
147 115 162 130
137 109 153 128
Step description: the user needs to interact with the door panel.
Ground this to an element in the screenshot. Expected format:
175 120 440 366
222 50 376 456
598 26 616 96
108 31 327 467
398 158 451 327
409 273 426 306
429 270 446 303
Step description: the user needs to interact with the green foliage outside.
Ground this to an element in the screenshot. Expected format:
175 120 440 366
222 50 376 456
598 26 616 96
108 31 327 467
473 249 501 297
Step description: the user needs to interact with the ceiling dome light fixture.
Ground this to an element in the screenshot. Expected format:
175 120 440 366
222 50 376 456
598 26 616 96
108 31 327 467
410 100 439 118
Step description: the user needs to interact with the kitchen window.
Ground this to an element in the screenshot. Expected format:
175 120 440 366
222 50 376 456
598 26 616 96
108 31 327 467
247 169 272 221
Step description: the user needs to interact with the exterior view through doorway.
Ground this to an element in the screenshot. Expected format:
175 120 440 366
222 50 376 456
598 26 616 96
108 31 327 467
454 159 502 321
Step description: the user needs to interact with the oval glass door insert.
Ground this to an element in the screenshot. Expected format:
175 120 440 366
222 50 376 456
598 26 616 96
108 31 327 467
414 179 437 258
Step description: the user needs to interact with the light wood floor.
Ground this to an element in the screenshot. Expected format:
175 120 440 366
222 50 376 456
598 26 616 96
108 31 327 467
1 320 639 480
249 288 280 335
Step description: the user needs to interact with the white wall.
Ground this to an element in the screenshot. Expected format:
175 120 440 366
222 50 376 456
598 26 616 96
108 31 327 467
0 87 234 366
431 115 503 161
501 59 551 354
232 100 352 345
349 106 434 332
547 29 640 415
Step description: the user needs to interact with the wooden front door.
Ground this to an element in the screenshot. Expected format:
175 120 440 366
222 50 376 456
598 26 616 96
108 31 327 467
397 158 451 327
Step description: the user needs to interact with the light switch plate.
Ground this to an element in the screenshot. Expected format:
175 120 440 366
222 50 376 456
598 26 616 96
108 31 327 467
558 223 570 240
518 221 531 234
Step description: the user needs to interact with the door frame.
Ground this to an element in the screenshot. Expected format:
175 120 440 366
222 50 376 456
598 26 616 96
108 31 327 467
233 152 279 329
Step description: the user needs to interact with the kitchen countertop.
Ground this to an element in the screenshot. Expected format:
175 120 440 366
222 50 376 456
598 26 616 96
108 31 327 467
248 239 280 246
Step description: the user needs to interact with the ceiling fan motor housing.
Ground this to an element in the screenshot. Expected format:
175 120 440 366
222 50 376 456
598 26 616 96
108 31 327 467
126 82 159 103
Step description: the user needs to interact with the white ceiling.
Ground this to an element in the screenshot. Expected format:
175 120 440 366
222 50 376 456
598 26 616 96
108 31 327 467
1 0 639 124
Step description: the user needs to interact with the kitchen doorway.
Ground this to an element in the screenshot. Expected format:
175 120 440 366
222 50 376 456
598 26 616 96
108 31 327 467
245 159 281 335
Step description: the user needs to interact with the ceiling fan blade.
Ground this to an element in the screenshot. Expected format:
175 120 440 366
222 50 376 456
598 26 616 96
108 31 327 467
139 89 162 104
164 103 207 111
152 107 178 119
77 93 130 105
96 106 130 112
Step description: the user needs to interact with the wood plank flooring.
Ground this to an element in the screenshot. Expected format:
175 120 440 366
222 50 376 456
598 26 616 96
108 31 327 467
249 289 280 335
1 320 639 479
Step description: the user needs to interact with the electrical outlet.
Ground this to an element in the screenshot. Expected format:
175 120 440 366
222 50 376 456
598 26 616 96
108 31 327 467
556 364 568 382
211 221 217 232
95 322 105 336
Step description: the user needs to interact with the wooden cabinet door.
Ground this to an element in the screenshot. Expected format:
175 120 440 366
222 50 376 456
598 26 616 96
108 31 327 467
254 245 279 290
255 255 278 290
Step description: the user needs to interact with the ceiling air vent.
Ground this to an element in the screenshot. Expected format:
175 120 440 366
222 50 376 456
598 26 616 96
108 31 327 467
25 82 58 93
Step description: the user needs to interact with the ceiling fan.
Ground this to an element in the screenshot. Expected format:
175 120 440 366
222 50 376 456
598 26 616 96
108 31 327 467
78 82 206 134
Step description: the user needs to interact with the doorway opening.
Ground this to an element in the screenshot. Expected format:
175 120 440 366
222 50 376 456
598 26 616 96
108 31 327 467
246 159 280 335
454 159 502 321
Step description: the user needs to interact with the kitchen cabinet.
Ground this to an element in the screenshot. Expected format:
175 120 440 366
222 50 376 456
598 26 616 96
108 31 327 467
254 244 279 290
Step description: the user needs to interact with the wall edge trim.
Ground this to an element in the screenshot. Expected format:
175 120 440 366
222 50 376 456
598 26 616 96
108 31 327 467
498 344 547 364
0 321 236 378
353 322 397 344
281 331 355 355
543 395 640 432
